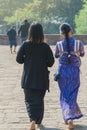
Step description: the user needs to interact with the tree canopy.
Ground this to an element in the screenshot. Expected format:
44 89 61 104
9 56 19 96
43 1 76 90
0 0 85 34
75 0 87 34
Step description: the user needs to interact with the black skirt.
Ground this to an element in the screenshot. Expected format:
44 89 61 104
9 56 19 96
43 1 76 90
24 88 46 124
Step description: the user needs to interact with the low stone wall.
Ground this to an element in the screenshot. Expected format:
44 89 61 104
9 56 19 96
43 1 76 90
45 34 87 45
0 34 87 45
0 35 20 45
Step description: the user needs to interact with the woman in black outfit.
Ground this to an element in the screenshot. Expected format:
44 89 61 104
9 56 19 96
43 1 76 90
16 23 54 130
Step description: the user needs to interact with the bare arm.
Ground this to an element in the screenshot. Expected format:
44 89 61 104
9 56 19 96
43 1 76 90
55 43 60 58
79 41 85 57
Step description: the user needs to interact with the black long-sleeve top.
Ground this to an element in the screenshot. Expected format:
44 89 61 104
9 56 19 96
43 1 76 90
16 41 54 91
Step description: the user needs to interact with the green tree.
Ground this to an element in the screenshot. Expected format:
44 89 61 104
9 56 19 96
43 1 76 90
52 0 84 32
0 0 84 34
75 0 87 34
0 0 32 23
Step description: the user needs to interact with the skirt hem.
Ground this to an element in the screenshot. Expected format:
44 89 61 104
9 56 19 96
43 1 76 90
65 114 83 121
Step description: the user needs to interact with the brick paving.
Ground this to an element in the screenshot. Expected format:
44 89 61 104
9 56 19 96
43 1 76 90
0 45 87 130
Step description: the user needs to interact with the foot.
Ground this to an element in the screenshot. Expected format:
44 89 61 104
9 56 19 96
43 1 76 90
68 121 74 129
30 121 36 130
64 120 68 125
14 50 16 53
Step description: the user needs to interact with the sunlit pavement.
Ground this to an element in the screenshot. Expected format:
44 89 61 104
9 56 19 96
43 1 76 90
0 45 87 130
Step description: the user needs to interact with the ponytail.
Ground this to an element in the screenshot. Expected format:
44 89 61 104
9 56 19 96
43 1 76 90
65 33 71 64
59 23 72 64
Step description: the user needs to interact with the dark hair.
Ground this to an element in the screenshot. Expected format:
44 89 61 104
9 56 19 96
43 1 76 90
11 25 15 29
60 23 72 64
24 19 28 23
28 22 44 43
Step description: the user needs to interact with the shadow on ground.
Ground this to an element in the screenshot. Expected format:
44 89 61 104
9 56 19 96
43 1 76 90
37 126 61 130
43 128 60 130
74 125 87 130
39 125 87 130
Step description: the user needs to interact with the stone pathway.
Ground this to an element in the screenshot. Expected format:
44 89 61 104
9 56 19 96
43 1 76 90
0 45 87 130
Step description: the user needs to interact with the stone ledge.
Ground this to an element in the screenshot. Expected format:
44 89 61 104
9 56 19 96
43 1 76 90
0 34 87 45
